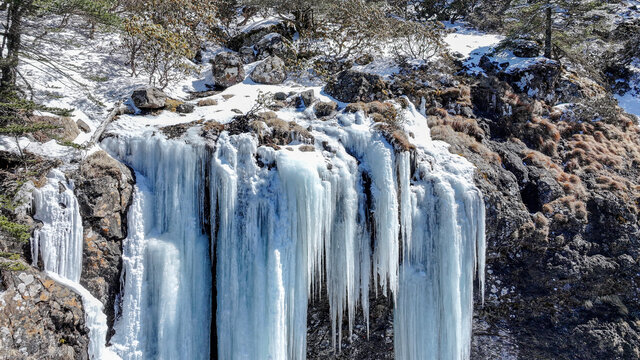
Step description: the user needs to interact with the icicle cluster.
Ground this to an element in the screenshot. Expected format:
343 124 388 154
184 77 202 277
31 169 121 360
104 138 213 360
32 169 83 283
104 100 485 360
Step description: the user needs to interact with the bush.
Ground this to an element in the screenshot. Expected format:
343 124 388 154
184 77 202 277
386 18 446 62
0 215 31 243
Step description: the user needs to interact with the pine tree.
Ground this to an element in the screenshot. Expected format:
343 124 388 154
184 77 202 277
506 0 603 59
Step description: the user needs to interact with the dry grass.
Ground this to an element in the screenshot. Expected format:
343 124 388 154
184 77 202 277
251 117 314 146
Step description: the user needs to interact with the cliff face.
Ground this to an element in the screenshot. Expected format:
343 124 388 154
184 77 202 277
0 263 89 359
1 24 639 360
304 56 640 358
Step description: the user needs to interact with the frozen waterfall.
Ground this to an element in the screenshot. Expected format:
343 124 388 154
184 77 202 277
31 169 120 360
103 100 485 360
104 137 212 360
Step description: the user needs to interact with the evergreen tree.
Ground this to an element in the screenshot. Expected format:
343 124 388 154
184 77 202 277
506 0 603 59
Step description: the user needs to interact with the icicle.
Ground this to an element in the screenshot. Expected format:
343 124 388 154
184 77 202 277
32 169 83 283
104 136 212 360
103 97 486 360
31 169 120 360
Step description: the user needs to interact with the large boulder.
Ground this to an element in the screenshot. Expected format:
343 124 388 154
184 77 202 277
255 33 296 64
131 87 167 110
73 150 134 338
226 21 296 51
212 52 246 88
503 58 561 101
0 264 89 359
324 70 391 103
250 56 287 85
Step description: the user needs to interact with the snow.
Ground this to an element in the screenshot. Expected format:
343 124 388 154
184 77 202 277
444 25 504 59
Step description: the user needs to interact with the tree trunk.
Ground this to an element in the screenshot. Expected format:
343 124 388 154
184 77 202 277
544 4 552 58
1 1 30 92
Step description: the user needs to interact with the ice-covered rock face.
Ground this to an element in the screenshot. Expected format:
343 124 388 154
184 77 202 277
102 100 485 360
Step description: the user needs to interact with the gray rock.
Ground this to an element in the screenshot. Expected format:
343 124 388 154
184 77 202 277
501 38 541 58
131 87 167 109
239 46 256 64
255 33 296 63
504 58 561 100
314 101 337 117
176 103 195 114
76 119 91 133
73 150 134 339
212 52 246 88
274 92 288 101
250 56 286 85
0 265 89 359
324 70 390 103
297 90 315 108
226 21 296 51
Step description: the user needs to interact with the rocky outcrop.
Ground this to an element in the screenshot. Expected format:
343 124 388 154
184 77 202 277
131 87 168 110
212 52 246 88
255 33 296 64
479 57 562 102
226 21 296 52
0 263 89 359
250 56 287 84
324 70 390 103
73 150 134 338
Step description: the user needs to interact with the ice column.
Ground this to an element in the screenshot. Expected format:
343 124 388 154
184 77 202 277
104 136 212 360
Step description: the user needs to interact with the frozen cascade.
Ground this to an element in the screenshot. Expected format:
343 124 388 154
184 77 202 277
31 169 121 360
103 99 485 360
104 137 212 360
32 169 83 282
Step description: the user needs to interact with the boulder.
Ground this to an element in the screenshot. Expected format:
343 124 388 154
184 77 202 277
76 119 91 133
314 101 338 117
212 52 246 88
255 33 296 63
274 92 288 101
226 21 296 52
197 98 218 107
26 115 80 142
504 58 561 101
176 103 195 114
239 46 256 63
324 70 390 103
131 87 167 110
250 56 287 84
297 90 315 108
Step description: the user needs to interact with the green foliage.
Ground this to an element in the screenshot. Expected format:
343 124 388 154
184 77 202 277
505 0 606 59
0 122 60 135
0 252 21 260
35 0 120 26
0 215 31 243
0 260 29 271
55 138 86 149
